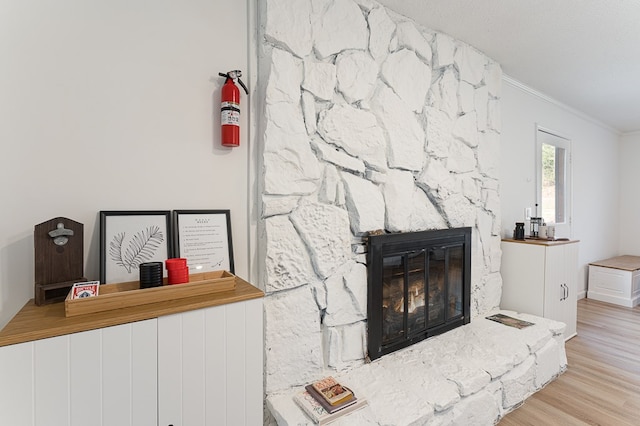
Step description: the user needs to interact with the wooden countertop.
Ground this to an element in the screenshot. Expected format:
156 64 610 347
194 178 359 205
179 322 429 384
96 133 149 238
589 255 640 271
502 238 580 246
0 277 264 348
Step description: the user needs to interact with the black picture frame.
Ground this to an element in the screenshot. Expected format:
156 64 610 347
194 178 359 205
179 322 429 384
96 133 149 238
99 210 172 284
173 209 234 274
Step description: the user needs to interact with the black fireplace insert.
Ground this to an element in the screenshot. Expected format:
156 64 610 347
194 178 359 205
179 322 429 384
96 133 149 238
367 227 471 361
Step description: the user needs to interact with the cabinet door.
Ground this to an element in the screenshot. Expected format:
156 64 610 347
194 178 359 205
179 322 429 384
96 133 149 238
543 244 577 339
543 244 565 322
158 299 263 426
0 341 33 425
0 319 158 426
500 242 546 316
563 243 578 338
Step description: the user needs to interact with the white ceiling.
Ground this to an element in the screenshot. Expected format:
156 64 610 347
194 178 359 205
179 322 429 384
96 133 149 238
376 0 640 133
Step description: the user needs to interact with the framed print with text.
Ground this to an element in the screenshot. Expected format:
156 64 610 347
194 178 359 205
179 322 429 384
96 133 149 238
99 210 172 284
174 210 234 274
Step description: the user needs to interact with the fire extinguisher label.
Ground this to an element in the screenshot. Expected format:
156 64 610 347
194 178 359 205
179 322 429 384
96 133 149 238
221 110 240 126
221 101 240 126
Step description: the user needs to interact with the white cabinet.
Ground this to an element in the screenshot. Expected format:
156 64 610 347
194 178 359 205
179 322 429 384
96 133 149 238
0 299 263 426
588 255 640 307
500 240 578 339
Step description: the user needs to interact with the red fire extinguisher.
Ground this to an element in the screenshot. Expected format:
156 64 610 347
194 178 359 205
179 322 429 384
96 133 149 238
219 70 249 147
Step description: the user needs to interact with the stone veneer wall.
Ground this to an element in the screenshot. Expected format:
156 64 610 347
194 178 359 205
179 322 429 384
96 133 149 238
258 0 503 395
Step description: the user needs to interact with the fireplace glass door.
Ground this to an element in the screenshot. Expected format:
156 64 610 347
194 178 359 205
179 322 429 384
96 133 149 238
368 228 471 360
381 250 427 344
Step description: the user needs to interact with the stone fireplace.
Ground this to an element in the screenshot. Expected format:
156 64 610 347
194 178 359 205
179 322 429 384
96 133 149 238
258 2 568 423
259 0 503 395
367 227 472 360
254 0 530 421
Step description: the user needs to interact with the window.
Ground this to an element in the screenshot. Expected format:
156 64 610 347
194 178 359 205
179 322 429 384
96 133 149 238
536 127 571 237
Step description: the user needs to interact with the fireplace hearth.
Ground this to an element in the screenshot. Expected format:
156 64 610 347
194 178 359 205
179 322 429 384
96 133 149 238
367 227 472 360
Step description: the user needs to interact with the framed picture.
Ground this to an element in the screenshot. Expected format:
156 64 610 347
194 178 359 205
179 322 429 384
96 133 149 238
174 210 234 274
100 210 172 284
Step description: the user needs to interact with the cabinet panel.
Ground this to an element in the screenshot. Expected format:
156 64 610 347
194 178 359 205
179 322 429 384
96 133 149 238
182 310 206 426
205 304 227 426
0 320 157 426
226 302 247 425
588 264 640 307
500 242 546 316
102 320 158 426
546 243 578 338
103 325 132 425
158 313 183 425
244 298 264 426
158 300 264 426
633 271 640 299
131 319 158 426
70 330 102 426
34 336 69 426
0 342 33 426
565 243 578 337
590 267 629 295
543 244 565 320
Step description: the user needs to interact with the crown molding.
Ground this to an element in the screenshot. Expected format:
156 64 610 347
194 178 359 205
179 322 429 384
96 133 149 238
620 130 640 139
502 74 621 136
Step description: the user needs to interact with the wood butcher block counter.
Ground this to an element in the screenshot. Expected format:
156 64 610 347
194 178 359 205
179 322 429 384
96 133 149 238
502 237 580 246
0 276 264 347
589 255 640 271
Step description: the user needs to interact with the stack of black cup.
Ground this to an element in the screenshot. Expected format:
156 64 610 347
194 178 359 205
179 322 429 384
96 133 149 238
139 262 163 288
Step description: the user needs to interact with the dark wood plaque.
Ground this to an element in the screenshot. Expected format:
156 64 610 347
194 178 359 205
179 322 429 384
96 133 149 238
34 217 86 305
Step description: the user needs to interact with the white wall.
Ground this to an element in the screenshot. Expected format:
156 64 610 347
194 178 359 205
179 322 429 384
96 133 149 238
500 78 620 297
619 131 640 255
0 0 251 329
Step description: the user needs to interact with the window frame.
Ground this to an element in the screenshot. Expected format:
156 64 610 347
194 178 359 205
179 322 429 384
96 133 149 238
535 125 572 238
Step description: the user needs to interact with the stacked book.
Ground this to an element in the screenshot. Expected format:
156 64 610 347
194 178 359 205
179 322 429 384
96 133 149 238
293 376 368 425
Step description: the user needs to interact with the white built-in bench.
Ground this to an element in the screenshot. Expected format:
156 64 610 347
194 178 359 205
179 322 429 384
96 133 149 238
267 310 567 425
588 255 640 307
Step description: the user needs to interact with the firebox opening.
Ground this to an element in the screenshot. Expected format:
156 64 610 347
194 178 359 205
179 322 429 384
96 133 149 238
367 227 472 361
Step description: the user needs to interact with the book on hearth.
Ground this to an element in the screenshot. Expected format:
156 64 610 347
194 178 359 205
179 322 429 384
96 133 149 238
293 389 368 425
310 376 354 406
304 384 357 414
486 313 535 329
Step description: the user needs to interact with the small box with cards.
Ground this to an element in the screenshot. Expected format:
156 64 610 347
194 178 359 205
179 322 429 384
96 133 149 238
70 281 100 299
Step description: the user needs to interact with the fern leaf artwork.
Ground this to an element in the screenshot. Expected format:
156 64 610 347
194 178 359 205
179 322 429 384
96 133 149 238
109 226 165 274
109 232 126 269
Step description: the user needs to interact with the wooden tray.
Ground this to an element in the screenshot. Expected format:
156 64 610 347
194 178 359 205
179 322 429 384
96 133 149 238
64 270 236 317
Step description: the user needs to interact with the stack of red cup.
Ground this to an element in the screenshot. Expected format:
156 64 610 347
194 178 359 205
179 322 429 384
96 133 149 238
165 258 189 285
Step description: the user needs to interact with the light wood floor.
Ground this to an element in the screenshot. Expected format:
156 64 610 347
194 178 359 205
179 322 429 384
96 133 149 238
500 298 640 425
